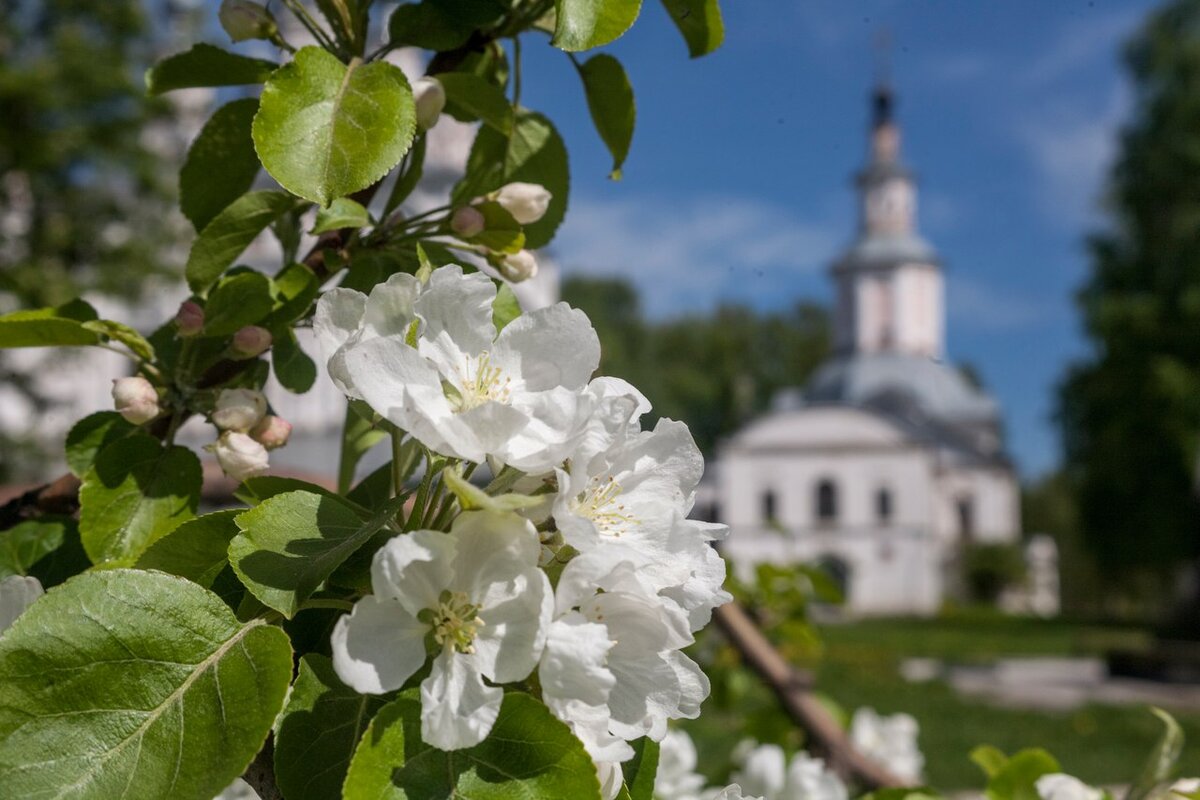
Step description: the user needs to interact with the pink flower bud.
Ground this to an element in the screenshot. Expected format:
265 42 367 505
413 76 446 131
175 300 204 337
111 376 160 425
498 250 538 283
495 182 552 225
212 431 270 481
231 325 272 359
450 206 486 238
218 0 278 43
212 388 267 432
250 415 292 450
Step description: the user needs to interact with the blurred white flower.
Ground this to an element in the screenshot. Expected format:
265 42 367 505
654 729 708 800
849 708 924 783
731 741 846 800
1036 774 1103 800
332 511 552 750
0 575 43 633
212 388 267 432
112 376 159 424
495 182 552 225
212 431 270 481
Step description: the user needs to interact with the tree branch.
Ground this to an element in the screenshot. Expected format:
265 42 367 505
712 602 909 790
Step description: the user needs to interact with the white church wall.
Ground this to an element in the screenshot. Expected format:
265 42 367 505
933 464 1021 544
892 263 943 358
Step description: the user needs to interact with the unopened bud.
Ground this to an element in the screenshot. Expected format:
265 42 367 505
218 0 278 43
498 250 538 283
112 376 160 425
250 415 292 450
450 206 486 238
494 182 552 225
231 325 272 358
211 431 270 481
212 388 267 432
175 300 204 337
413 76 445 131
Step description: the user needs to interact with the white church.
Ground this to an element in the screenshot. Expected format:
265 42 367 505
712 85 1025 616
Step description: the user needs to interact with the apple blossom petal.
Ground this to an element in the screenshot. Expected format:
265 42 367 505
420 650 503 750
448 511 541 595
371 529 456 614
414 265 496 355
331 595 428 694
540 613 615 708
492 302 600 391
471 570 551 683
362 273 421 338
314 288 366 366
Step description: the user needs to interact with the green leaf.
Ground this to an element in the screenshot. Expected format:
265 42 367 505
346 462 395 511
659 0 724 57
338 402 389 493
454 111 570 249
971 745 1010 779
229 490 404 618
0 517 70 579
25 522 90 589
442 465 542 512
235 476 358 510
577 54 635 179
384 134 426 214
343 690 602 800
275 654 388 800
203 271 275 335
313 197 372 234
79 435 202 565
181 98 261 231
437 72 513 133
0 298 100 348
621 737 660 800
387 0 505 50
0 570 292 800
81 319 156 361
253 46 416 207
468 201 525 253
553 0 642 51
146 43 277 95
135 510 242 589
65 411 136 477
1126 708 1185 800
273 328 318 393
986 749 1061 800
493 282 522 331
186 190 296 292
268 262 321 326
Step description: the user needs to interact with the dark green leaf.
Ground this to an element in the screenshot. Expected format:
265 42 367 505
345 462 394 511
577 54 635 179
621 737 659 800
181 98 261 230
273 328 318 393
186 190 296 292
437 72 513 133
65 412 136 477
0 299 100 348
387 0 505 50
26 522 90 589
253 47 416 207
1126 708 1185 800
275 654 388 800
0 517 70 579
384 134 427 214
553 0 642 51
79 435 202 565
135 510 242 588
337 401 389 493
454 111 570 249
229 490 403 617
235 475 357 510
659 0 724 57
343 690 602 800
0 570 292 799
203 271 275 335
313 197 371 234
146 43 277 95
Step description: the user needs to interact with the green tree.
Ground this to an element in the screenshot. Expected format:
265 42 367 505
1059 0 1200 611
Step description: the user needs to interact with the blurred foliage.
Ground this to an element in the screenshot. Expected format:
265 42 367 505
1058 0 1200 613
1022 471 1108 617
962 542 1025 605
561 275 830 454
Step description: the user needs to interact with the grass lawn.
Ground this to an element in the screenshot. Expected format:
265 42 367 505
815 614 1200 789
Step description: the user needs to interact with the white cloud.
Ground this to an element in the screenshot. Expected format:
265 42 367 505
946 275 1058 331
553 194 842 317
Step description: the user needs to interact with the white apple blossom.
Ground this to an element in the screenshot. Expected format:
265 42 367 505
1173 779 1200 798
112 376 159 424
0 575 43 633
710 787 765 800
324 264 601 472
211 431 270 481
212 388 267 432
495 182 552 225
849 708 924 783
654 729 708 800
732 741 847 800
332 511 552 750
1036 775 1103 800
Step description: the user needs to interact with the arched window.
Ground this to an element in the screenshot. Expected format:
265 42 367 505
876 487 893 524
761 490 777 523
957 496 975 541
815 479 838 525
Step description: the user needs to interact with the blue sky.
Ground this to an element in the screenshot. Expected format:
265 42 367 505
512 0 1163 479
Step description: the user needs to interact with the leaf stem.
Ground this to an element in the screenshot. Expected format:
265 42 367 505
512 35 523 108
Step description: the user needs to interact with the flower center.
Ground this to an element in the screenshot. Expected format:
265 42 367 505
571 475 637 538
428 590 483 654
446 351 513 412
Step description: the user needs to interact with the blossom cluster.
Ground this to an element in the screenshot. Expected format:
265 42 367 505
315 264 731 795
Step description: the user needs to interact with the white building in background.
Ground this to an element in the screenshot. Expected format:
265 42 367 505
711 85 1023 616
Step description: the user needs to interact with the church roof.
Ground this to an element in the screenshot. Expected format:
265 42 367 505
833 231 939 273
